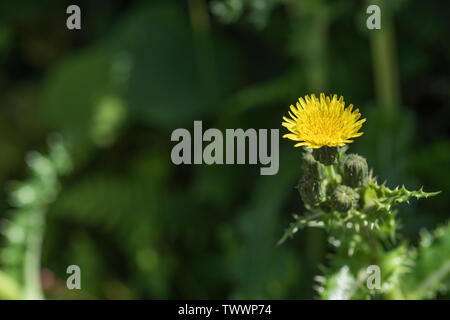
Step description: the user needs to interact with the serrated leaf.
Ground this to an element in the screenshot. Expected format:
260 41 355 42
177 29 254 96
277 211 325 245
368 182 440 207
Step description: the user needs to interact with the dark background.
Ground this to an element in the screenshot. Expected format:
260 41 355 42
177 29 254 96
0 0 448 299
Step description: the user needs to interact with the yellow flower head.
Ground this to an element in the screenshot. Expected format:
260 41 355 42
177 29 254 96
282 93 366 149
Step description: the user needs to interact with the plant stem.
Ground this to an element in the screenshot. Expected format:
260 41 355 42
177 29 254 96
369 0 401 118
188 0 219 103
409 261 450 299
22 209 45 300
327 165 338 187
362 223 378 259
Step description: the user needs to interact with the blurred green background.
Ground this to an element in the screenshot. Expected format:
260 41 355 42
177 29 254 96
0 0 448 299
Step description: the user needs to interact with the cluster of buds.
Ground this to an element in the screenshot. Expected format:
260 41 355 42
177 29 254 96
297 147 368 214
280 144 437 250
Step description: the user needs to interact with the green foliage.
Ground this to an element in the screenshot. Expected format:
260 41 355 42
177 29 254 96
230 151 299 299
279 146 444 299
210 0 281 28
316 265 359 300
0 135 72 299
0 0 448 300
402 223 450 299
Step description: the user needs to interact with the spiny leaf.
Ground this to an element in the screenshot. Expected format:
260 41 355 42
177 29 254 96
368 182 440 207
277 211 324 245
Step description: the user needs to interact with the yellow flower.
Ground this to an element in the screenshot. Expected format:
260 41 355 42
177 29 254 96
282 93 366 149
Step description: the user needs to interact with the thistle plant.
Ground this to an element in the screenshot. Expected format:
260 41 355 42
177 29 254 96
0 135 72 299
279 93 444 299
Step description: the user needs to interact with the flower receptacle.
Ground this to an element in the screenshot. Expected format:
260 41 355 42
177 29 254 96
313 146 338 166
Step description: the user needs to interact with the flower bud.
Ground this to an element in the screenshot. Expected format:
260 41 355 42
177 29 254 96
331 185 359 212
313 146 338 166
302 152 325 179
298 175 326 206
341 154 368 188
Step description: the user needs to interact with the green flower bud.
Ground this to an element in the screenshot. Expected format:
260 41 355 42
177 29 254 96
331 185 359 212
313 146 338 166
341 154 368 188
298 175 326 206
302 152 326 179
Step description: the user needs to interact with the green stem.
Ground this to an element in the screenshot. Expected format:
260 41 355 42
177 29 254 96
409 261 450 299
187 0 219 103
369 0 401 118
361 223 378 259
327 165 337 187
22 209 45 300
